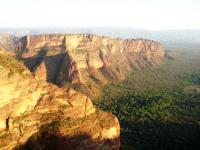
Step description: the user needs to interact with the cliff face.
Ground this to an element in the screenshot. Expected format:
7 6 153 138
0 34 165 149
16 34 165 98
0 50 120 150
0 34 17 51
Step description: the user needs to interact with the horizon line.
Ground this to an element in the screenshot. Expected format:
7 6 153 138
0 26 200 32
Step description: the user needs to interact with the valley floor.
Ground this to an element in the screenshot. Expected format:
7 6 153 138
94 44 200 150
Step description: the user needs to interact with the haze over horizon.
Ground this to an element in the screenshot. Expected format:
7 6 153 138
0 0 200 30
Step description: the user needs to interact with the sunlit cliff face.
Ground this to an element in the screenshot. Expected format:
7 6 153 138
0 50 120 150
16 34 165 99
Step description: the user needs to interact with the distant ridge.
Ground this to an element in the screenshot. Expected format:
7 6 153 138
1 27 200 44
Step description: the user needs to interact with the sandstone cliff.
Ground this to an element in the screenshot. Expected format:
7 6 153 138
0 50 120 150
0 34 17 51
16 34 165 98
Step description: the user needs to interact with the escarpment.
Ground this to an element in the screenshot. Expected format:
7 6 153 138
0 51 120 150
16 34 165 98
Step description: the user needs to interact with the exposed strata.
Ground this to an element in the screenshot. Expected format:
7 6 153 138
0 50 120 150
16 34 165 98
0 33 17 51
0 33 165 149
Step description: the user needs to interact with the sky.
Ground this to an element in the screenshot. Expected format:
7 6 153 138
0 0 200 30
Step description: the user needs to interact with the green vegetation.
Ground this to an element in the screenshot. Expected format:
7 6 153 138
95 47 200 150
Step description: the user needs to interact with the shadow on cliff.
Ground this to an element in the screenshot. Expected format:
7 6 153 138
12 119 200 150
20 49 66 83
20 49 47 72
14 123 119 150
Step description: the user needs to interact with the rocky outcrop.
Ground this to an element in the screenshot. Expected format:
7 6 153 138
0 51 120 150
16 34 165 98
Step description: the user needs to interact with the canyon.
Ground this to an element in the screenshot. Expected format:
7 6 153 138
16 34 165 98
0 34 165 150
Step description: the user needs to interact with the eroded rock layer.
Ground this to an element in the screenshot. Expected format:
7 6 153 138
0 34 17 51
16 34 165 98
0 50 120 150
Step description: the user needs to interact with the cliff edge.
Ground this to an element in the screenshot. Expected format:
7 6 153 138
0 50 120 150
16 34 165 98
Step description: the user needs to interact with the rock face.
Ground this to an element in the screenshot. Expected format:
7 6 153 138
0 51 120 150
0 33 17 51
16 34 165 98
